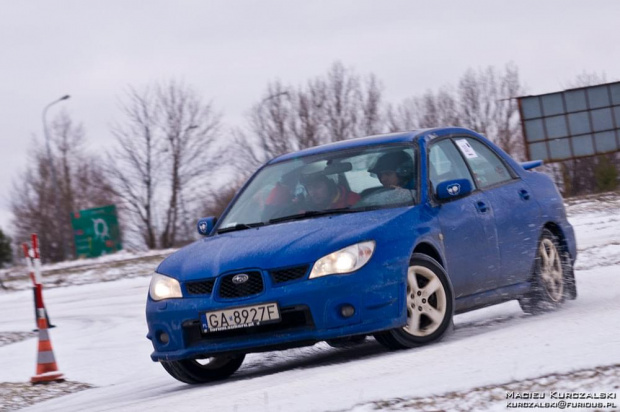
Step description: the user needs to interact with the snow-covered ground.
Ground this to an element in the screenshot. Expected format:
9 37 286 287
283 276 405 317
1 194 619 412
0 249 176 293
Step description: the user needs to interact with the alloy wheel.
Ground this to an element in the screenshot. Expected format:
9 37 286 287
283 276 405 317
538 238 564 302
404 265 447 336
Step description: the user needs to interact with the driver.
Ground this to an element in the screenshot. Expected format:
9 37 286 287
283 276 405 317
302 173 360 209
368 151 415 190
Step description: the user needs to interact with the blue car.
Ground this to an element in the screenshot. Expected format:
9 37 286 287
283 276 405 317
146 127 577 384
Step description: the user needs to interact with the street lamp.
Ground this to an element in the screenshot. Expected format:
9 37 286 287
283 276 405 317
42 94 71 261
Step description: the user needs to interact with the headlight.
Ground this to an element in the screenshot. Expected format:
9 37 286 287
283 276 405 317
149 273 182 301
309 241 375 279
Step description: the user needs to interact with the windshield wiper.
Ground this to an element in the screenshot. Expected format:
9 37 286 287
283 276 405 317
217 222 265 234
268 208 362 224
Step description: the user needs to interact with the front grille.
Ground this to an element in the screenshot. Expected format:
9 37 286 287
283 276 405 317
183 305 314 344
218 271 264 298
186 279 215 295
270 265 309 284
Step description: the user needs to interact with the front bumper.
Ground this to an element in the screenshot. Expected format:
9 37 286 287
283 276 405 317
146 259 407 361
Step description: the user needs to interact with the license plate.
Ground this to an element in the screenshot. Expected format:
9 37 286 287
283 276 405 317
201 302 280 333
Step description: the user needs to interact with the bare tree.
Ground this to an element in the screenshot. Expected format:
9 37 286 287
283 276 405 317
321 62 361 141
493 65 523 156
457 63 524 158
158 81 221 248
200 178 246 219
107 86 160 249
358 74 384 136
10 112 117 262
108 80 221 249
52 112 83 214
232 81 298 174
386 86 459 131
561 71 607 90
387 63 524 158
231 62 386 175
290 79 327 149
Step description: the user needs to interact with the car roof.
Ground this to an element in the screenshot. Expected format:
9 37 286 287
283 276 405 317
268 127 477 164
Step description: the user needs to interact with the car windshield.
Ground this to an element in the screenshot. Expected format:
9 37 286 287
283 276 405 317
217 144 418 231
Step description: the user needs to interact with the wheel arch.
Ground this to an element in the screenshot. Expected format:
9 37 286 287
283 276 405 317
374 249 454 350
543 222 571 259
412 241 444 268
411 242 452 298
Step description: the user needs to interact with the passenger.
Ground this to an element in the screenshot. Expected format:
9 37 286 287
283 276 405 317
368 151 415 190
302 174 360 209
265 181 293 206
262 180 295 220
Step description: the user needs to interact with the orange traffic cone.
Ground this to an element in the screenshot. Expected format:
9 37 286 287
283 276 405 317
31 309 64 384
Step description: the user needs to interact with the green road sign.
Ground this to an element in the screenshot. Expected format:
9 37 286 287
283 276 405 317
71 205 122 258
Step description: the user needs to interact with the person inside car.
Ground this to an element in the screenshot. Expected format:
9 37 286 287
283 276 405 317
302 173 360 210
368 150 415 190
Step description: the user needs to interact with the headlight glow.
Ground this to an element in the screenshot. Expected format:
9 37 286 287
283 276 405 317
309 240 375 279
149 273 182 301
335 252 356 272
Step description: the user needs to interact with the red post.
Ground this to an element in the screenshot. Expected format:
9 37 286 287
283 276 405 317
24 234 54 329
31 234 45 309
32 233 40 259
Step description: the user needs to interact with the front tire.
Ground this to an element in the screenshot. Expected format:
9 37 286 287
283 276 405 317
160 354 245 384
519 228 570 314
374 253 454 350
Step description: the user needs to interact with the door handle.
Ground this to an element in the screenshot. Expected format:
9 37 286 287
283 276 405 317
519 189 530 201
476 201 489 213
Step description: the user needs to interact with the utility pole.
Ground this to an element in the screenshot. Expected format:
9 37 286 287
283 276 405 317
42 95 71 261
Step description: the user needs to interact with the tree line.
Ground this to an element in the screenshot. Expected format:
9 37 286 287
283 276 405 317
4 62 618 264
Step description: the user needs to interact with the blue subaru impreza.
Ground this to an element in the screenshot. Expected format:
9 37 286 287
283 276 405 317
146 127 577 384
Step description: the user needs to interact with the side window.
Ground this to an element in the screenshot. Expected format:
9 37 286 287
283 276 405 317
428 139 475 194
454 138 512 188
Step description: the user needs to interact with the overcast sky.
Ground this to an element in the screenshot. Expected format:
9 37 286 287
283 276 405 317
1 1 619 232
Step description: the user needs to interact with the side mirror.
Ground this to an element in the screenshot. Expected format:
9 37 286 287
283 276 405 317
197 217 217 236
520 160 543 170
436 179 473 200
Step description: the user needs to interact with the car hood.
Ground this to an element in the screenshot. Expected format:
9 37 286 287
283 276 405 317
157 207 417 281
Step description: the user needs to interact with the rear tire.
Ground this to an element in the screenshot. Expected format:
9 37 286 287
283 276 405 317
160 354 245 384
374 253 453 350
519 228 570 314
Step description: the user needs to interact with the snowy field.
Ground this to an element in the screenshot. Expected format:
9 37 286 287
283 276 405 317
0 194 619 411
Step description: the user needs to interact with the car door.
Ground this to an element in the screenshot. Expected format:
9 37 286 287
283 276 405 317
455 137 542 287
428 139 500 298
